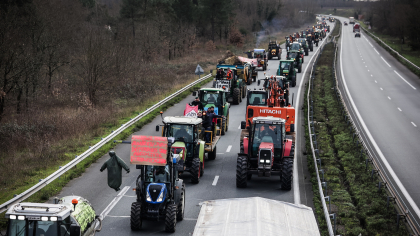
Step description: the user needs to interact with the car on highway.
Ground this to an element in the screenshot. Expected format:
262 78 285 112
344 21 348 26
355 32 361 37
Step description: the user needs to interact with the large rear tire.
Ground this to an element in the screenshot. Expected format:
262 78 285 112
242 85 247 98
281 158 293 190
191 158 201 183
165 204 177 232
298 64 302 73
305 49 309 56
130 202 142 231
233 88 240 105
208 146 216 160
316 42 318 47
236 156 248 188
177 184 185 221
221 116 226 135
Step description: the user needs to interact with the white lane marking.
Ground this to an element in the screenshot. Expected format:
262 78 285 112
238 124 241 129
368 69 369 71
394 70 417 90
340 33 420 222
100 186 130 220
226 145 232 152
398 107 402 112
363 61 365 63
388 96 391 100
380 88 383 90
381 57 391 67
371 75 373 77
375 80 377 83
107 215 130 218
373 48 380 55
212 176 219 186
412 122 417 127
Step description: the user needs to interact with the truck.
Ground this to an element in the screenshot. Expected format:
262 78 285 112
192 197 320 236
4 196 102 236
349 17 355 24
353 23 360 33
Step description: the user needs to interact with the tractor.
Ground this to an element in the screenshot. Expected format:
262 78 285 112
277 60 298 86
306 33 314 52
297 38 309 56
236 117 295 190
253 49 268 71
4 196 102 236
193 88 230 134
267 41 282 60
287 42 305 63
212 66 246 105
157 116 221 181
128 135 185 232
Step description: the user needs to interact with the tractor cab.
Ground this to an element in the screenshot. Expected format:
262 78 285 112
277 60 298 86
247 89 268 107
253 49 267 70
297 38 309 56
196 88 227 115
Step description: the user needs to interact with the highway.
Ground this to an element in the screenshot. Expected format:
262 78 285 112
53 22 334 235
336 16 420 232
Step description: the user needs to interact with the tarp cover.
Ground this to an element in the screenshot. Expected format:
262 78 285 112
193 197 320 236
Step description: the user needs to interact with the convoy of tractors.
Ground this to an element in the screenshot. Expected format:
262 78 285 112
3 16 333 236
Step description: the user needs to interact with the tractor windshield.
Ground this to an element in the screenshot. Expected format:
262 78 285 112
201 92 221 106
251 123 283 157
298 39 306 45
145 165 170 183
288 52 298 59
7 219 59 236
290 44 300 51
253 51 264 58
280 61 291 70
248 92 267 106
166 124 194 143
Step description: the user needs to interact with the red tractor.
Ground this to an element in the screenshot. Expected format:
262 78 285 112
237 117 295 190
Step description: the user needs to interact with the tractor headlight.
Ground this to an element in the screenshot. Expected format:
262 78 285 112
18 216 25 220
259 159 264 163
156 191 164 203
265 160 270 163
50 217 57 222
41 217 49 221
146 191 152 202
10 215 16 220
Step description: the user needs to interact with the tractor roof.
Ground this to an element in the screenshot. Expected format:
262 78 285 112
5 202 70 220
265 76 287 80
163 116 203 125
254 49 265 52
199 88 225 92
216 65 242 70
280 59 294 63
253 116 286 124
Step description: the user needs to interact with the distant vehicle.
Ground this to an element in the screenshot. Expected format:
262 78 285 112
355 32 361 38
353 23 360 33
349 17 355 24
344 21 348 26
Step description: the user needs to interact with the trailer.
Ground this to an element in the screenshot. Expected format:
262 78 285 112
192 197 320 236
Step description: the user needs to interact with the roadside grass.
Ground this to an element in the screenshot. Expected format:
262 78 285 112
0 75 213 229
358 22 420 77
305 42 408 235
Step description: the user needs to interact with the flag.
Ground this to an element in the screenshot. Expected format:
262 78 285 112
184 104 198 118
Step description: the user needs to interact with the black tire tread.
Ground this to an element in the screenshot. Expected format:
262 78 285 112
208 146 216 160
177 184 185 221
281 158 293 190
191 158 201 183
233 88 240 105
165 204 177 232
236 156 248 188
130 202 142 231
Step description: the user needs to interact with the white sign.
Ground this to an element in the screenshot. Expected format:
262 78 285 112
185 109 198 118
195 64 204 75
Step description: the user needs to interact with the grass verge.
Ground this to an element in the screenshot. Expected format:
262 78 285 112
305 42 408 235
0 76 213 229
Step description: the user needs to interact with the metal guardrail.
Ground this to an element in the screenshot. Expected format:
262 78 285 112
360 24 420 71
0 73 212 214
333 26 420 235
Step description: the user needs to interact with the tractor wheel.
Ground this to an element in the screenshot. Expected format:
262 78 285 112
221 116 227 135
253 76 256 82
191 158 201 183
165 204 177 232
298 64 302 73
130 202 142 231
208 146 216 160
233 88 240 105
242 85 247 98
316 42 318 47
212 81 216 88
310 45 313 51
278 54 281 60
305 49 309 56
281 158 293 190
264 64 267 71
236 156 248 188
247 173 252 180
177 184 185 221
302 57 304 63
291 76 296 87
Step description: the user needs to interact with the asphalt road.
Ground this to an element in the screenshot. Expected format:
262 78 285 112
53 22 334 235
335 16 420 232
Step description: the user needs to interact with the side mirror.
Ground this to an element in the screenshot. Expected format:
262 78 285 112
70 224 81 236
241 121 246 130
192 91 197 96
156 125 159 132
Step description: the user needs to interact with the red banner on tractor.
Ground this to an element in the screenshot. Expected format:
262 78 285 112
130 135 167 166
184 104 198 118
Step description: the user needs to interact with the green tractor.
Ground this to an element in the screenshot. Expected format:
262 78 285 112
306 34 314 52
193 88 230 135
212 65 246 105
156 116 220 183
277 60 297 87
297 38 309 56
